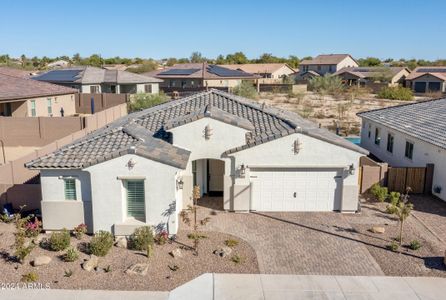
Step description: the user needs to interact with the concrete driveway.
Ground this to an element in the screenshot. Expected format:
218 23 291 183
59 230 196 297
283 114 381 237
189 197 383 275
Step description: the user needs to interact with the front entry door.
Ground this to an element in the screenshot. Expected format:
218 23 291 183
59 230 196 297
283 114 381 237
208 160 224 194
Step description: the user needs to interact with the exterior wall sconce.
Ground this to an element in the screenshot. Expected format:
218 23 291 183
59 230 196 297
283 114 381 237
239 164 246 177
204 124 213 140
176 178 184 190
293 139 302 154
126 158 136 170
348 164 355 175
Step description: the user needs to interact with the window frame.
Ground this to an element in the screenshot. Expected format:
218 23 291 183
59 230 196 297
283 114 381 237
144 84 152 93
374 127 381 146
30 100 36 117
47 98 52 116
386 133 394 153
404 141 414 160
63 178 77 200
124 180 146 221
368 124 372 139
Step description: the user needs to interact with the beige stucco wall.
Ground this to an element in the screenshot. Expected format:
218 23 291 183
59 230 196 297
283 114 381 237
271 65 295 79
23 94 76 117
407 74 445 93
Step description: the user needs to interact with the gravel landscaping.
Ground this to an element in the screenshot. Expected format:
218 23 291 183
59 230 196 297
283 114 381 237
0 224 259 291
345 195 446 277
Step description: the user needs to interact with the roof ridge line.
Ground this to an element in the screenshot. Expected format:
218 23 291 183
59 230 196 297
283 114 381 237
357 97 446 117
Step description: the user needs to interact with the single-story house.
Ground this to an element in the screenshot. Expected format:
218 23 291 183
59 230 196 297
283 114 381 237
0 73 78 117
220 63 296 82
144 63 258 89
298 54 359 78
405 67 446 93
32 66 162 94
334 67 410 87
357 98 446 201
26 89 367 235
0 66 35 79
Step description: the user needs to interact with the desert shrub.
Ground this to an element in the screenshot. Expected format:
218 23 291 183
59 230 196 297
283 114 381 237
409 240 421 250
64 269 73 277
15 243 34 263
154 230 169 245
224 239 239 248
308 75 344 95
232 81 258 99
370 184 388 202
386 191 401 214
21 272 38 282
49 229 71 251
63 247 79 262
231 254 243 264
128 92 168 112
1 213 13 223
377 86 413 101
24 217 41 238
73 223 87 240
300 106 314 118
89 230 114 257
387 241 399 252
129 226 154 251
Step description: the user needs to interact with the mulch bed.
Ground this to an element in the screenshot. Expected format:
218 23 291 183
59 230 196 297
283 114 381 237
0 224 259 291
347 198 446 277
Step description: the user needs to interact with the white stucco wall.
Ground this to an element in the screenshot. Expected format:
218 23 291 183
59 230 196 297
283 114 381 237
136 83 159 94
360 118 446 201
85 154 181 234
271 65 295 79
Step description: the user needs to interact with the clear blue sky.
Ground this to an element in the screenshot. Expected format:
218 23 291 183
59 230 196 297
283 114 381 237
1 0 445 60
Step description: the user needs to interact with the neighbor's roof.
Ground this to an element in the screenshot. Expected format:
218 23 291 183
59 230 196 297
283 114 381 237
357 98 446 150
405 66 446 81
219 63 294 75
143 63 259 80
32 66 162 84
26 89 367 170
0 66 34 78
0 73 78 101
300 54 357 65
334 67 409 79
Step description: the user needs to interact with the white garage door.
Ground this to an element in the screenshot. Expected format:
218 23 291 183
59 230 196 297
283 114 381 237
250 168 342 212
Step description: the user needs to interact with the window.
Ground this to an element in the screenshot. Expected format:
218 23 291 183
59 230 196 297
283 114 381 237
368 124 372 138
374 127 381 146
317 65 321 71
192 161 197 187
144 84 152 93
386 133 394 153
125 180 145 221
405 141 414 159
47 98 52 116
30 100 36 117
329 65 333 72
90 85 99 93
4 103 12 116
64 178 77 200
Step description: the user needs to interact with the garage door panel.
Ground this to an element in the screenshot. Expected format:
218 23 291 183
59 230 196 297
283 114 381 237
251 169 341 212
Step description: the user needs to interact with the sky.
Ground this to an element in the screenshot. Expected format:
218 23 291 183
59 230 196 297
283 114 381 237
1 0 446 60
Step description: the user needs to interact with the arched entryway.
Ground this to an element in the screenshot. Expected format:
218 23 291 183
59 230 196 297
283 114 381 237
192 158 224 210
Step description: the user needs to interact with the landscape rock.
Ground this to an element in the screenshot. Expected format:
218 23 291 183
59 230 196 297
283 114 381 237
82 255 99 272
371 226 385 234
32 255 51 266
213 246 232 257
125 263 149 276
114 236 128 249
170 248 183 258
32 235 45 245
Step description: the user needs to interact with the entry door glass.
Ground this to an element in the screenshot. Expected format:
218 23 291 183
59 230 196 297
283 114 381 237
125 180 145 221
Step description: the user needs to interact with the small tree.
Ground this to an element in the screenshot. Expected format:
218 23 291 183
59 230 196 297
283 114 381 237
393 188 414 245
180 185 210 255
128 92 168 112
232 81 258 99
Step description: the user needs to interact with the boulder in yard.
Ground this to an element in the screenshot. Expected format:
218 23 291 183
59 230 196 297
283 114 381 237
213 246 232 258
371 226 385 234
82 255 99 272
125 263 149 276
169 248 183 258
32 255 51 267
114 236 128 249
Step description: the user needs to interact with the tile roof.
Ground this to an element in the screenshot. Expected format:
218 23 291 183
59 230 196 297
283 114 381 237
26 89 367 170
0 73 78 101
32 66 162 85
300 54 356 65
405 66 446 81
357 98 446 150
334 67 409 79
0 67 34 78
219 63 293 74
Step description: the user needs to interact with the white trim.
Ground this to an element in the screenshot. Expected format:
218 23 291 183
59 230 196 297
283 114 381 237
117 176 146 180
247 165 348 169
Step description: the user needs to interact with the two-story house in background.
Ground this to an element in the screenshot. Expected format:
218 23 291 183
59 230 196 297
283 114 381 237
298 54 359 80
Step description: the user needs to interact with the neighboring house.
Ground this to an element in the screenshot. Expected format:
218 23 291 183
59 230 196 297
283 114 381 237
334 67 410 87
220 63 296 82
299 54 359 79
405 66 446 93
0 73 78 117
26 89 367 235
357 98 446 201
0 66 35 78
144 63 258 89
47 60 70 69
32 66 162 94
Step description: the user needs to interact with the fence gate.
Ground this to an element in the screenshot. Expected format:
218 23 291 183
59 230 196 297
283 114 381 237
387 167 426 193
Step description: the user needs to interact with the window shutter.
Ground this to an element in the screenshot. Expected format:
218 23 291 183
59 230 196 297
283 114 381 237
64 179 77 200
126 180 145 221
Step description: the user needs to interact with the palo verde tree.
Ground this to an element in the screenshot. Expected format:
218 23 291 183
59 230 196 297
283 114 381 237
393 188 414 246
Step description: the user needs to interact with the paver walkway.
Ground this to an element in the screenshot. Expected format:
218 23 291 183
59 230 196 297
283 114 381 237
188 197 383 275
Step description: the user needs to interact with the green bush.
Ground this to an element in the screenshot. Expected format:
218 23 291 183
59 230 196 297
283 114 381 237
370 184 388 202
308 74 344 95
409 240 421 250
387 241 399 252
63 247 79 262
49 229 71 251
128 92 168 112
232 81 258 99
89 230 114 257
231 254 244 264
224 239 239 248
377 86 413 101
386 191 401 214
21 272 38 282
129 226 154 251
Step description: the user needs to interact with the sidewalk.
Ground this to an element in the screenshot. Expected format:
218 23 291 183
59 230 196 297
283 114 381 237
1 274 445 300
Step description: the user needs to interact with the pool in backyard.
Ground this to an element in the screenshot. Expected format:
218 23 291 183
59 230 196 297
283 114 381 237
345 136 361 145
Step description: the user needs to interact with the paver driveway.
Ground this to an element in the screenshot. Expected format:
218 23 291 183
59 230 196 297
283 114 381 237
185 197 384 276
